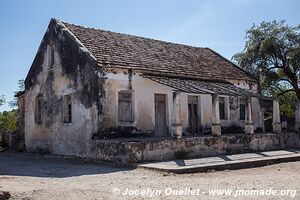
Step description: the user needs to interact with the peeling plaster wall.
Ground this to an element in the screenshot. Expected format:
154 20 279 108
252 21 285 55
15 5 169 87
24 20 104 156
101 72 262 135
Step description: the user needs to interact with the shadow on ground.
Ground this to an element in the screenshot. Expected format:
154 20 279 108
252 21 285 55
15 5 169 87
0 152 132 178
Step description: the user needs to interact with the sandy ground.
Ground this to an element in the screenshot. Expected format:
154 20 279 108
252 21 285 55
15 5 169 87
0 152 299 200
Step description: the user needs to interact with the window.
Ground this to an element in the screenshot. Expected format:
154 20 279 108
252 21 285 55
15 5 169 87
118 91 134 123
63 95 72 123
35 95 42 124
219 97 227 120
48 44 55 67
240 98 246 120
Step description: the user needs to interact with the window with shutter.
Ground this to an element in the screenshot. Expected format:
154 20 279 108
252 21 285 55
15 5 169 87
240 98 246 120
118 91 134 123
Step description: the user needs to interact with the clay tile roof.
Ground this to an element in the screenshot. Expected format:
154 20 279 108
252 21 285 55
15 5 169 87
144 75 261 97
60 20 256 82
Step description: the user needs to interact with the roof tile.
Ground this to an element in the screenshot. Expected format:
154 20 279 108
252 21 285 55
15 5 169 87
62 21 256 82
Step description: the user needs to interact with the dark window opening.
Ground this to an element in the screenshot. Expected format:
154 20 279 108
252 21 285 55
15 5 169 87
64 95 72 123
49 45 55 67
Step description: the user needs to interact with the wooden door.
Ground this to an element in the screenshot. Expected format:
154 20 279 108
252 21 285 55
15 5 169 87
155 94 167 136
264 112 273 132
188 96 199 134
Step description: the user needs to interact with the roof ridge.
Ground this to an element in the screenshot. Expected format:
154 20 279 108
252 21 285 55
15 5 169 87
58 19 208 51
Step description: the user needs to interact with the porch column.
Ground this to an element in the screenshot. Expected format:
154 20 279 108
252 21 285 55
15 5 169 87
245 97 254 134
172 91 182 138
211 94 221 136
272 99 281 133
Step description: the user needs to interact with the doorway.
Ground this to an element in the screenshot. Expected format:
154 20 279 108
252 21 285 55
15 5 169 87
264 112 273 132
188 96 199 134
155 94 167 136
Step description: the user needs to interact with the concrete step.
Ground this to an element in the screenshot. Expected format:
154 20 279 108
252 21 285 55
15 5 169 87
137 149 300 174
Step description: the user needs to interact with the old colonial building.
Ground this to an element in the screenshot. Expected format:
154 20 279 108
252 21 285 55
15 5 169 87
21 18 296 164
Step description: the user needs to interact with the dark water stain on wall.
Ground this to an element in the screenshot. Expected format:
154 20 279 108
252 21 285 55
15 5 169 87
24 19 106 129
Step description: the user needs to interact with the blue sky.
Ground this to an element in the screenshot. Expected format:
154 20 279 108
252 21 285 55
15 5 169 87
0 0 299 111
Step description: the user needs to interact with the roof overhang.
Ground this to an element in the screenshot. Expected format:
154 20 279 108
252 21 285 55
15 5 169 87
144 75 263 98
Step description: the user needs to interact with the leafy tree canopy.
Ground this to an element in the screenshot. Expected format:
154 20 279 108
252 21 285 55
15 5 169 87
0 109 18 132
0 95 4 107
233 20 300 98
9 79 25 108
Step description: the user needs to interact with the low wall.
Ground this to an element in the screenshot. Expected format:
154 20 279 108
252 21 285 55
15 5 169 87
91 133 300 165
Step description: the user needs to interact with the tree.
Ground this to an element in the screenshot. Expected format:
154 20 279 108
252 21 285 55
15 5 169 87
0 95 4 107
0 109 18 132
9 79 25 108
233 20 300 126
273 86 298 117
233 20 300 98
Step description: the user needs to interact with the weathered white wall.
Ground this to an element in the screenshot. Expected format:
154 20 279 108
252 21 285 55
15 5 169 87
25 45 98 156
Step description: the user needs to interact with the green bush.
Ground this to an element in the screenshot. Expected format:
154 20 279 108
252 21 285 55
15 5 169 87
0 109 18 133
174 148 189 159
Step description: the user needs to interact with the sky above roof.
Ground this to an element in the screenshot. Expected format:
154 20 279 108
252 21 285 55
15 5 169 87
0 0 299 111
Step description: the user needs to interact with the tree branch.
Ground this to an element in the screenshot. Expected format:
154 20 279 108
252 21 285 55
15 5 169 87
266 66 282 71
277 89 295 96
266 58 283 70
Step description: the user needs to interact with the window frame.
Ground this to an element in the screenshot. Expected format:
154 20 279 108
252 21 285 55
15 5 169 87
239 98 246 121
63 94 72 124
118 90 134 124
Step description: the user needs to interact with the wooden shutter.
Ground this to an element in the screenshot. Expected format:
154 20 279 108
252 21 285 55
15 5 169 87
118 92 133 122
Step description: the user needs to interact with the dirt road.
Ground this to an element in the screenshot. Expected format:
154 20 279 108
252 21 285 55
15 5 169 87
0 152 299 200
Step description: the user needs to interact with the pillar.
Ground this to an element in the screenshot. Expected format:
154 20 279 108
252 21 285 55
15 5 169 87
295 100 300 132
172 91 182 138
211 94 221 136
245 97 254 134
272 99 281 133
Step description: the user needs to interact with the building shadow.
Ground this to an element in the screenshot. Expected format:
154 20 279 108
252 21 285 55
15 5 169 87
217 155 232 161
254 152 270 157
0 152 133 178
286 149 300 153
174 160 187 166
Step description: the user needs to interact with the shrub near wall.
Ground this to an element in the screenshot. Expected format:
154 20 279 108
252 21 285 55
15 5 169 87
0 132 9 151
